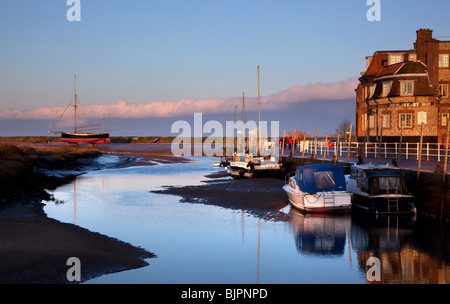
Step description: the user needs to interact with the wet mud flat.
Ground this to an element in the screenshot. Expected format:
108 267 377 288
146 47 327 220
0 203 155 284
0 144 157 284
152 169 291 222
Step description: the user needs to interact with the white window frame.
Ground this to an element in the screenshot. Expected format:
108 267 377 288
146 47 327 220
400 80 414 96
361 113 368 132
382 114 391 129
369 84 376 98
399 113 412 128
369 115 375 129
439 54 449 68
382 81 392 97
439 84 449 98
389 54 403 65
443 113 449 127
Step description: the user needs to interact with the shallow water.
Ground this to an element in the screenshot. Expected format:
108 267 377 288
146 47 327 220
44 154 450 284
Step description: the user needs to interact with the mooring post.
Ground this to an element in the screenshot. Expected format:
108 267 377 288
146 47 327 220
398 123 403 166
313 127 318 163
378 125 383 165
291 124 296 159
441 122 450 221
301 132 306 165
417 123 424 184
334 130 340 165
347 121 352 164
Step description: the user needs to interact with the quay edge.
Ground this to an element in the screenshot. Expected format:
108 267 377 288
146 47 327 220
280 156 450 221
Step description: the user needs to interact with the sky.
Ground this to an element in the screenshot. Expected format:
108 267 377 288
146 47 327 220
0 0 449 137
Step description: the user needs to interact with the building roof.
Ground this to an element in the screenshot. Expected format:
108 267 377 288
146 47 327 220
360 50 415 81
375 61 428 79
370 61 433 99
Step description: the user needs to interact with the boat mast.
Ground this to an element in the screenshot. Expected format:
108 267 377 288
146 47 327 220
74 75 77 133
257 66 261 156
243 92 246 152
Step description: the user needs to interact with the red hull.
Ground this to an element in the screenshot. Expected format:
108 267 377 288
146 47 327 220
62 138 111 144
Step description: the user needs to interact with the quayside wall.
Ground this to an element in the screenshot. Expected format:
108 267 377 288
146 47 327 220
281 156 450 221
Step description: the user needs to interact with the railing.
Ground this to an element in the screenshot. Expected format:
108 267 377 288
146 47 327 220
295 140 450 163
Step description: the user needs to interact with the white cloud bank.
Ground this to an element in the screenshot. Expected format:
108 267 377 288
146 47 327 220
0 78 358 121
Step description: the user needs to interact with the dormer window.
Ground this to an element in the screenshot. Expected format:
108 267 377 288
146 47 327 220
382 81 393 97
400 80 414 96
369 84 376 98
389 54 403 65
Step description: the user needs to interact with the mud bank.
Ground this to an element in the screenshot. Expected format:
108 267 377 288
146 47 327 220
152 169 291 222
0 144 156 283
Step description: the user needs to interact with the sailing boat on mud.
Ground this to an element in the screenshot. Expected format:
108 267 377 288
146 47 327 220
227 66 283 178
51 75 111 146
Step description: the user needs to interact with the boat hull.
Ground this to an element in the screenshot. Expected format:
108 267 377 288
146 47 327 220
351 194 415 214
283 184 352 213
228 165 254 179
61 132 110 144
228 160 282 179
345 175 415 214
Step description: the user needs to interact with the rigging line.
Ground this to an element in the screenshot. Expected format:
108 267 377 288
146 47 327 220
49 99 73 131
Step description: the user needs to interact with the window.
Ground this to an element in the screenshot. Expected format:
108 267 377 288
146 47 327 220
439 54 449 68
382 81 392 97
369 177 409 196
369 115 375 129
314 171 335 189
361 114 368 132
443 113 449 127
399 113 412 128
400 80 414 96
439 84 449 98
389 54 403 65
369 84 376 98
382 114 391 129
409 53 417 62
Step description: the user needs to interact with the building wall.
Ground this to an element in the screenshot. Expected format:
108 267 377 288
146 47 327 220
356 29 450 143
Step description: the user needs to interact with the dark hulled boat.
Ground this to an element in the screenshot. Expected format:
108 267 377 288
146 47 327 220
52 75 110 145
345 164 415 214
61 131 110 144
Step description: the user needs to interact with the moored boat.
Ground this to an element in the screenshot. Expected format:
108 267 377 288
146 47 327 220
51 75 110 145
345 164 415 214
283 164 352 213
61 131 110 145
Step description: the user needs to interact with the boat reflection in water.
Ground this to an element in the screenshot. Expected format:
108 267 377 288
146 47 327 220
288 206 450 283
351 213 450 284
288 208 351 257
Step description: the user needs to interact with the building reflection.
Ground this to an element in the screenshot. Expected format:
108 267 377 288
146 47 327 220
288 207 450 283
351 213 450 284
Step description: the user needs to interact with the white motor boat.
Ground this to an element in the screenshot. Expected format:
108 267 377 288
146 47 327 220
283 164 352 213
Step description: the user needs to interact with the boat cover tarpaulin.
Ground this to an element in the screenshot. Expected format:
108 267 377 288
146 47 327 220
295 164 347 193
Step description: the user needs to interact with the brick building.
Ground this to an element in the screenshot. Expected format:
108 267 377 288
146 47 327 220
356 29 450 143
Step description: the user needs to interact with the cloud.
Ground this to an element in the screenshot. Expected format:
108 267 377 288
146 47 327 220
0 78 358 121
